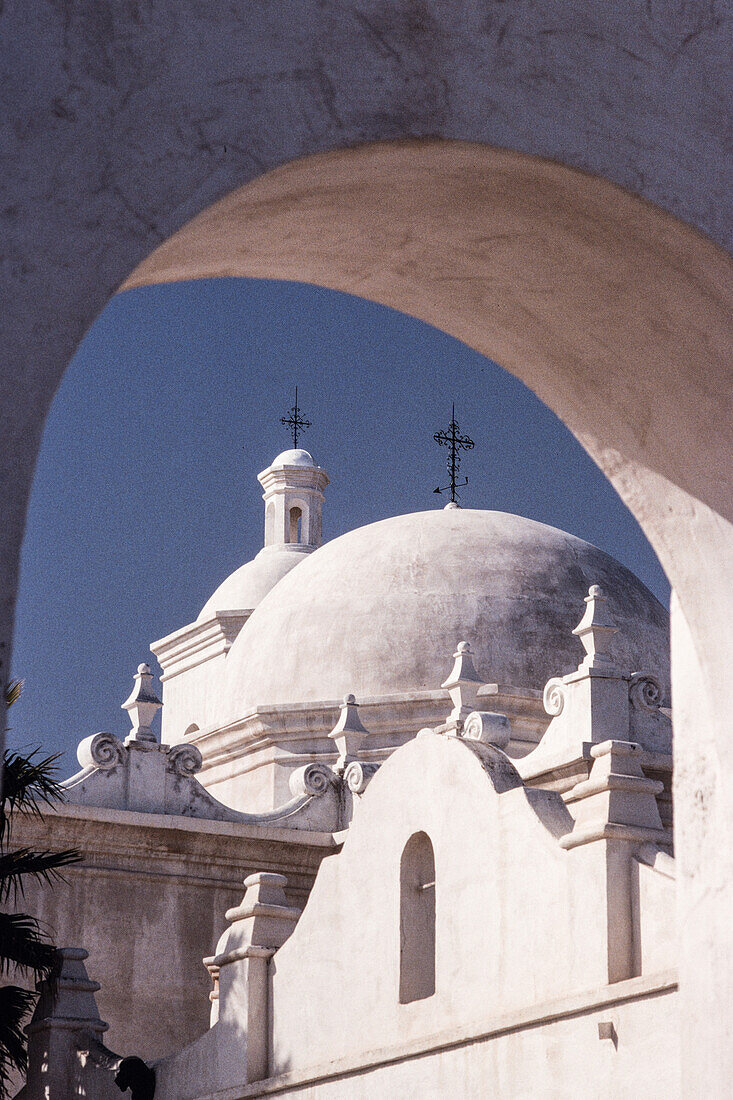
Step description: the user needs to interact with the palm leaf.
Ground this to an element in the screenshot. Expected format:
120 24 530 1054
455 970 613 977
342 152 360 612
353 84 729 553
0 847 81 904
0 984 37 1097
1 748 67 810
0 727 79 1098
3 680 23 709
0 912 59 979
0 749 68 845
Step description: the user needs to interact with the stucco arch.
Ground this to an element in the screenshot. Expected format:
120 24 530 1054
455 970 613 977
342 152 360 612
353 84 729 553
108 140 733 1091
2 0 731 1090
121 140 732 700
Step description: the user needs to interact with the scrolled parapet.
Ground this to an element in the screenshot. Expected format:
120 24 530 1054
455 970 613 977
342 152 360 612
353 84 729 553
629 672 662 712
76 732 126 771
288 761 335 798
542 677 567 717
343 760 380 795
167 743 203 777
463 710 510 749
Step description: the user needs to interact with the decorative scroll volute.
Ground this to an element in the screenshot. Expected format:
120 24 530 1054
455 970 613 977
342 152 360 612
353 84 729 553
167 744 203 777
629 672 662 712
343 760 380 795
543 677 567 717
289 762 334 797
76 732 126 771
463 710 510 748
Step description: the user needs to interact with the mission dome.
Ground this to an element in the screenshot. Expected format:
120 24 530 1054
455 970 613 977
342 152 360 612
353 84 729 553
217 507 670 724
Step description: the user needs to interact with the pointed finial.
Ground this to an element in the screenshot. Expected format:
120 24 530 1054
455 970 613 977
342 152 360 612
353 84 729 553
329 693 369 770
441 641 483 728
121 662 162 744
572 585 620 673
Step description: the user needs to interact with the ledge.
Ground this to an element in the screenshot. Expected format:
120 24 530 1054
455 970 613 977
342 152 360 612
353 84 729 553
13 801 339 849
192 970 677 1099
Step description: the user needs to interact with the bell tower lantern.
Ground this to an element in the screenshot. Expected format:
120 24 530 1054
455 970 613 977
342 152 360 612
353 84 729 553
258 449 329 552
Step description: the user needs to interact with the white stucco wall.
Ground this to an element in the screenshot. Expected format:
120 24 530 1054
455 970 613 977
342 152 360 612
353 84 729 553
269 734 675 1070
10 804 335 1062
241 987 679 1100
2 4 731 1088
151 730 678 1099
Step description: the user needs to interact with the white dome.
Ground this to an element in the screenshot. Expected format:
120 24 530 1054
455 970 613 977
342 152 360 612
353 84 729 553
218 509 670 719
197 546 310 620
271 448 316 467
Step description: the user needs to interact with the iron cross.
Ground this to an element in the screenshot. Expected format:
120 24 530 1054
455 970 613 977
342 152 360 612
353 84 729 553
280 387 311 448
433 404 475 504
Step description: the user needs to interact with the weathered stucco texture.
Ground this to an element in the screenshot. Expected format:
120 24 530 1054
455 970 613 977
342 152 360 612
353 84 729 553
10 804 334 1061
152 732 679 1099
1 0 730 687
221 508 671 715
2 2 732 1093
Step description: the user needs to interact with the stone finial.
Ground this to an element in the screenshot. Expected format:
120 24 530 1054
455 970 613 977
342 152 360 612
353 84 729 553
441 641 483 727
214 872 302 971
121 662 162 744
23 947 113 1099
329 694 368 770
572 586 620 673
561 740 665 850
27 948 107 1037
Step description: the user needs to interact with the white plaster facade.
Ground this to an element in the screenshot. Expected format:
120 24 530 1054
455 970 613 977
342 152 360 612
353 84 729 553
2 3 731 1084
150 451 671 814
12 448 680 1097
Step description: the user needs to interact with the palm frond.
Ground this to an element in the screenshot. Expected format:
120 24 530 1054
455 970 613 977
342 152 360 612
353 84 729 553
0 912 58 979
0 984 37 1096
1 748 67 810
0 846 81 904
3 680 23 709
0 748 68 845
0 732 76 1099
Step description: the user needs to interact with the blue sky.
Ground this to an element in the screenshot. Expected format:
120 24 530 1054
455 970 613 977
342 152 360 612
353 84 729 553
9 278 669 768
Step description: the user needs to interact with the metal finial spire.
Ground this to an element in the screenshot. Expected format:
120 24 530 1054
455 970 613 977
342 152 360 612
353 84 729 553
280 387 311 449
433 403 475 504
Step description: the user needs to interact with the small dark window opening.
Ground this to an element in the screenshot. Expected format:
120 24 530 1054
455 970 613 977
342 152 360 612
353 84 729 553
288 506 303 544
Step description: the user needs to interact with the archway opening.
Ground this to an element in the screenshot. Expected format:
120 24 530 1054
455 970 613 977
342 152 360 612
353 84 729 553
10 138 732 1092
9 277 670 762
9 140 731 829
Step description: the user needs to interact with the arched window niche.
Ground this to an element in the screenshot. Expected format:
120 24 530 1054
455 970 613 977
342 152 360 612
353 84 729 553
288 505 303 545
399 831 436 1004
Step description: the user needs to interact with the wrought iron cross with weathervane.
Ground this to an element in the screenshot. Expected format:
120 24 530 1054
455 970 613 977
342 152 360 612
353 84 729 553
280 387 311 448
433 404 475 504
